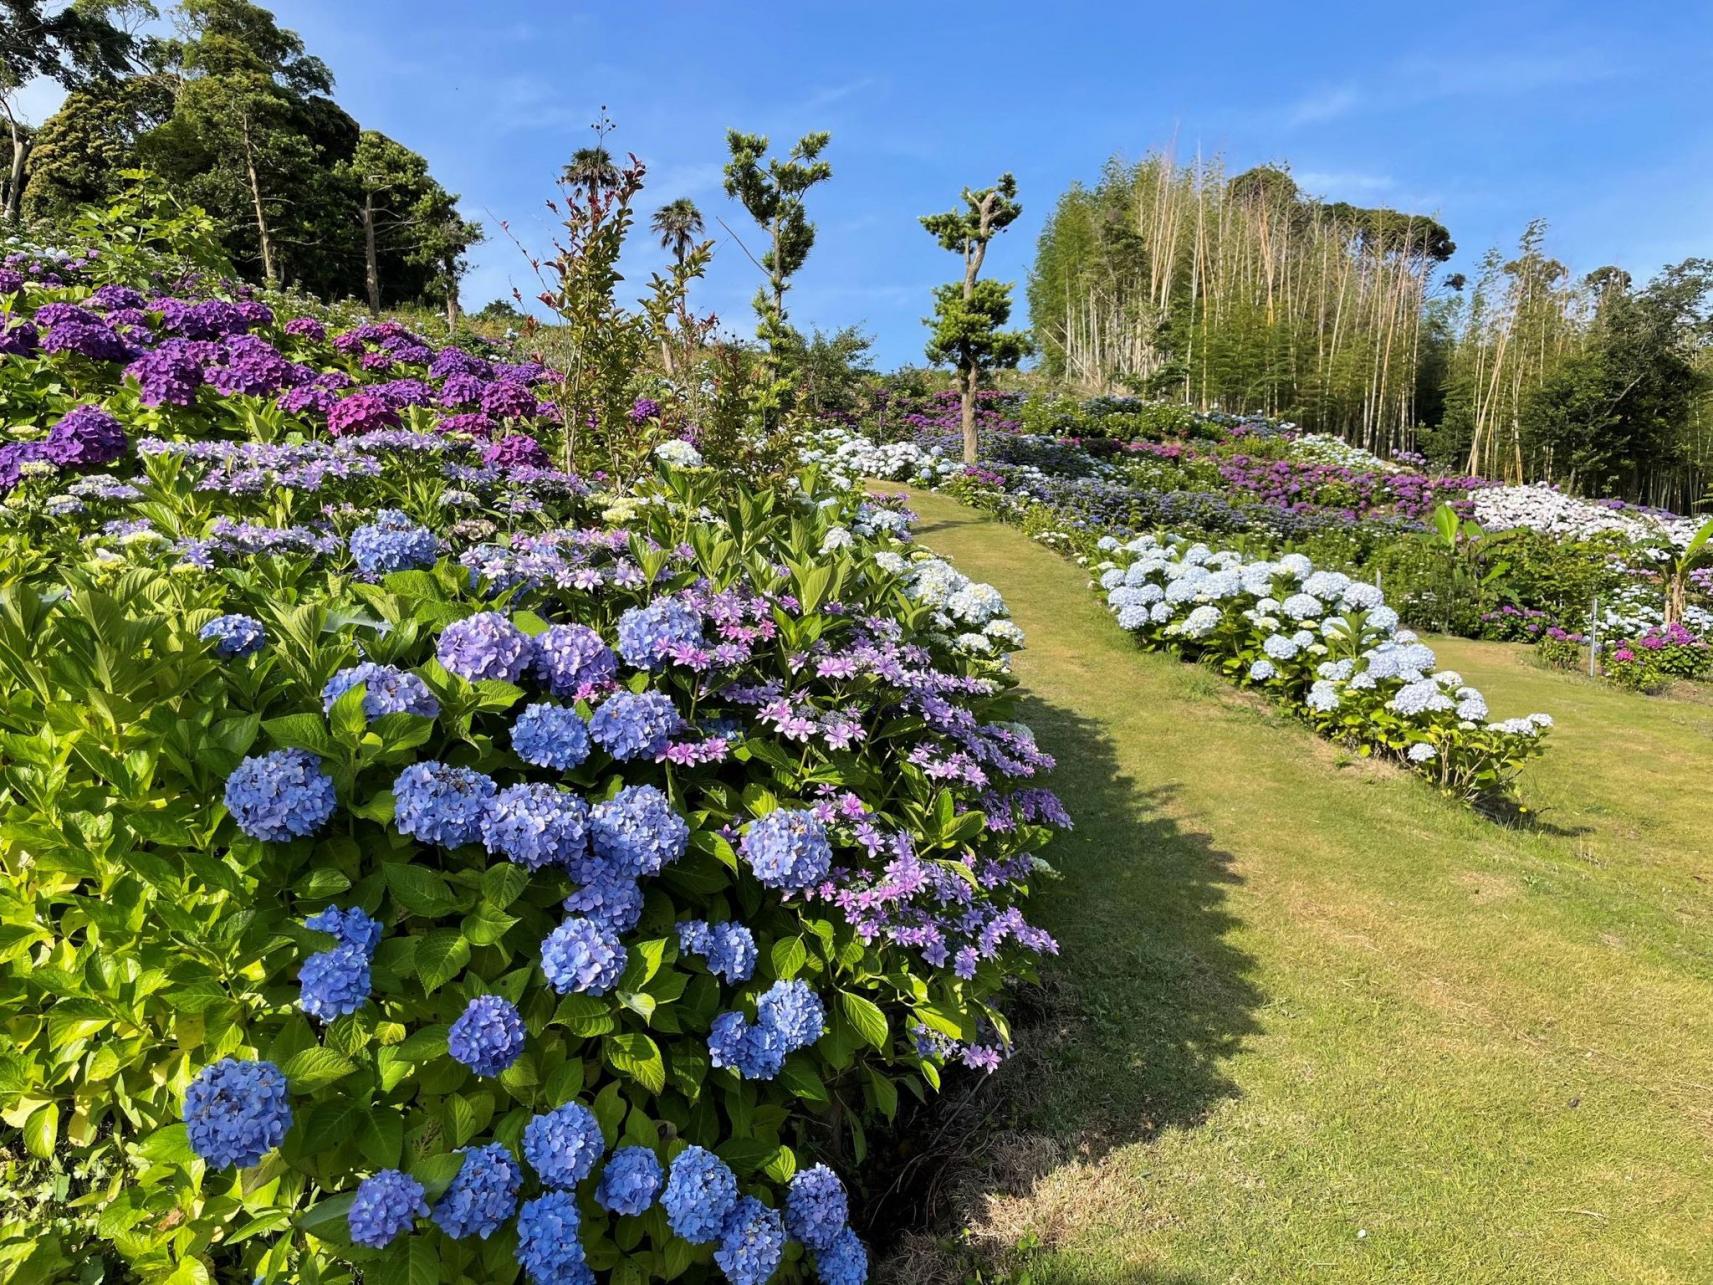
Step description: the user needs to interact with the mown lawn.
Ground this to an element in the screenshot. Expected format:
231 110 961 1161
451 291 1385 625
883 489 1713 1284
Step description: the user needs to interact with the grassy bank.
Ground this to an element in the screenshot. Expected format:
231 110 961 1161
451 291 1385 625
885 488 1713 1284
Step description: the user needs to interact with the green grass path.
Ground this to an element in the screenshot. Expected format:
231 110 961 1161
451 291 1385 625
894 488 1713 1284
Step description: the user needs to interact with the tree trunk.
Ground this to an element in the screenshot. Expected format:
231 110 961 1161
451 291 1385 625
241 114 278 286
960 368 978 465
444 253 460 331
362 192 381 313
2 117 28 224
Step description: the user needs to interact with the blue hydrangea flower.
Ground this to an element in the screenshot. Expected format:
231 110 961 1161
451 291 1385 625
511 703 592 771
588 785 688 878
393 761 496 848
1407 742 1438 763
480 783 588 871
757 979 825 1051
588 689 679 761
437 612 533 683
182 1058 292 1168
448 995 526 1076
616 598 704 669
322 662 439 721
1262 632 1299 661
541 916 626 995
786 1164 850 1251
515 1191 591 1283
708 1010 785 1080
563 875 644 935
662 1145 738 1244
224 749 337 843
534 623 618 697
740 809 832 891
348 1169 428 1248
432 1143 522 1239
349 510 438 578
522 1101 604 1189
596 1146 663 1216
816 1226 870 1284
1248 659 1276 682
199 613 265 658
304 905 383 957
677 920 756 983
715 1195 786 1285
298 943 370 1022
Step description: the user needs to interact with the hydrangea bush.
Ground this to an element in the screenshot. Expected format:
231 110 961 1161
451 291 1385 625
0 253 1067 1281
1091 536 1551 799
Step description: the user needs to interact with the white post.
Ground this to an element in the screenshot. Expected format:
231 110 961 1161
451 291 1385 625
1589 594 1600 678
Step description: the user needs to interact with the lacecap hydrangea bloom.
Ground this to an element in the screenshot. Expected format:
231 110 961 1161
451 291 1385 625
349 509 439 578
322 662 439 721
541 916 627 995
522 1100 604 1188
182 1058 292 1168
480 783 588 870
588 689 680 760
448 994 526 1076
199 613 265 658
223 749 337 843
714 1195 786 1285
298 943 370 1021
432 1143 522 1239
662 1145 738 1243
394 761 496 847
740 808 833 891
786 1164 850 1250
348 1169 428 1248
515 1191 592 1283
588 784 688 877
437 611 533 683
616 597 704 669
511 702 592 771
596 1146 663 1215
534 623 618 698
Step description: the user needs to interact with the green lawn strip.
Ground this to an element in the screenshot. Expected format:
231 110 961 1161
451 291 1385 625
887 487 1713 1283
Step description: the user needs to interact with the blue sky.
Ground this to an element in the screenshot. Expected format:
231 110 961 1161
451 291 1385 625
23 1 1713 366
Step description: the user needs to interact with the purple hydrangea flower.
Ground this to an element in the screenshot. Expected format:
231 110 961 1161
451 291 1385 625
740 809 833 891
481 380 537 420
540 916 626 995
348 1169 428 1248
534 624 618 698
484 433 549 469
322 662 439 721
588 689 679 761
662 1146 738 1244
596 1146 663 1216
43 405 125 468
437 611 533 683
510 703 592 771
393 761 497 847
432 1143 522 1239
481 783 589 870
182 1058 292 1168
126 342 205 406
326 392 400 437
522 1100 604 1189
224 749 337 843
199 613 265 658
284 316 326 341
588 784 688 878
448 995 526 1076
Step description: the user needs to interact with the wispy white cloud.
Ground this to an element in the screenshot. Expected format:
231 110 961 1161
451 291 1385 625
1286 86 1360 127
1294 170 1396 196
798 76 880 114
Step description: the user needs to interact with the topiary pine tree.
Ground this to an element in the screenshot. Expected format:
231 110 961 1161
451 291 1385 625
921 173 1032 464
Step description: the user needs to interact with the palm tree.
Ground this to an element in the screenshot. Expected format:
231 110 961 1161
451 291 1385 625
650 197 704 267
562 146 619 194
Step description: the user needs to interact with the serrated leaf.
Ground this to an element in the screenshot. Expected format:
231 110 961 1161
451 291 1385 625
604 1032 665 1093
838 990 888 1049
283 1045 358 1091
413 929 469 995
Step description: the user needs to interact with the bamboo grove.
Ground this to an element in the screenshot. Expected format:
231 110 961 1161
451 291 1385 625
1029 149 1713 507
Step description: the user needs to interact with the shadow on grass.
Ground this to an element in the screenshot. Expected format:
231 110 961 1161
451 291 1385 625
868 696 1263 1281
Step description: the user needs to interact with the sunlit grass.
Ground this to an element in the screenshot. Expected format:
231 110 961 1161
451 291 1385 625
885 489 1713 1284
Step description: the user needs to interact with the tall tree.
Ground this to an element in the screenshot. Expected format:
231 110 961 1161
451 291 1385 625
722 128 831 423
922 173 1031 464
563 145 619 195
650 197 703 266
340 129 478 316
0 0 138 221
18 73 170 222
